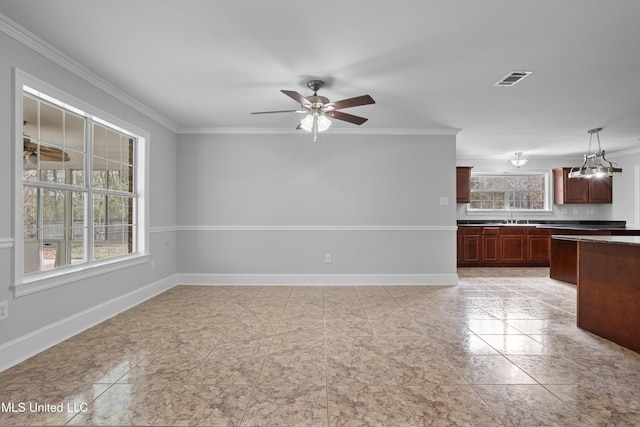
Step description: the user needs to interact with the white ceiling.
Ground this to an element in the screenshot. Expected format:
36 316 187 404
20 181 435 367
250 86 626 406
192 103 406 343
2 0 640 159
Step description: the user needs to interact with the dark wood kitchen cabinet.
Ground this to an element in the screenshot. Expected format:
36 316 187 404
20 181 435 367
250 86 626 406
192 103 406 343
553 167 612 204
526 228 551 262
457 225 550 267
482 227 500 262
456 167 473 204
459 227 482 262
499 227 526 263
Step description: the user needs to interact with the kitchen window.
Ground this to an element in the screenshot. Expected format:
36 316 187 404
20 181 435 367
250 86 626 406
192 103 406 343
468 172 550 211
14 70 148 296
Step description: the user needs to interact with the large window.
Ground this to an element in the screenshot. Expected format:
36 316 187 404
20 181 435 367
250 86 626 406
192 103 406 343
15 71 148 294
469 173 549 211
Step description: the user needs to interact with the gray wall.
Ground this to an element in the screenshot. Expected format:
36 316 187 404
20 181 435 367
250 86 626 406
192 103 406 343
0 31 178 345
610 150 640 227
176 133 458 282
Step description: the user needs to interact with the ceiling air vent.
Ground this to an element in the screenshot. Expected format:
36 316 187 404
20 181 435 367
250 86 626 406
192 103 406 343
494 70 533 87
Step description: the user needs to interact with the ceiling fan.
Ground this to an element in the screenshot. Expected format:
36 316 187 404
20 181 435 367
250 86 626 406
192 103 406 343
23 121 70 167
23 138 70 163
251 80 375 141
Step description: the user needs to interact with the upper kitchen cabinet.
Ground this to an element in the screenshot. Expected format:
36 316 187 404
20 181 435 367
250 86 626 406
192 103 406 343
456 167 473 204
553 167 612 204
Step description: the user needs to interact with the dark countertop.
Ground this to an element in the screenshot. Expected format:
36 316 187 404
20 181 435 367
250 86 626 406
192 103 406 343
456 220 640 231
552 235 640 246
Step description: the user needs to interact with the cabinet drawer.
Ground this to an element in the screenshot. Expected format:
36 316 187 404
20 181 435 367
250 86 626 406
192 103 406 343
527 228 550 235
499 227 526 235
482 227 500 235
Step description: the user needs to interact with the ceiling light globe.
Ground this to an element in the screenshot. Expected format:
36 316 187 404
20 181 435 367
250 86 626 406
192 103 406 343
300 115 314 132
316 115 331 132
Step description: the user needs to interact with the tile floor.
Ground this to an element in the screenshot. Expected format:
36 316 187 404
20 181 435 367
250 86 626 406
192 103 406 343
2 268 640 426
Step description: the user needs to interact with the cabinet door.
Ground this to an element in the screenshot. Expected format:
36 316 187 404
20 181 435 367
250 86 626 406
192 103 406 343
527 235 550 262
500 235 526 262
456 167 472 204
463 235 481 262
564 175 590 203
481 227 500 262
589 177 612 203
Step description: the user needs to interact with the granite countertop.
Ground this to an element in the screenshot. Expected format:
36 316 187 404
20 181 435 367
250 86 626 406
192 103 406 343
551 235 640 246
456 221 639 231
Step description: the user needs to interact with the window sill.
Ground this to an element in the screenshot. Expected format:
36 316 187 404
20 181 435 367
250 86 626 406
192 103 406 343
12 254 149 297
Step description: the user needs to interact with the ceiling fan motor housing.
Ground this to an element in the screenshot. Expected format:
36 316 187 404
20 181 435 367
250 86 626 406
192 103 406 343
306 79 325 93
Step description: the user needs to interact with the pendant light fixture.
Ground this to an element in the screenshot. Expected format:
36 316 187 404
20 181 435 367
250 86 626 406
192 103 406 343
509 152 528 168
568 128 622 179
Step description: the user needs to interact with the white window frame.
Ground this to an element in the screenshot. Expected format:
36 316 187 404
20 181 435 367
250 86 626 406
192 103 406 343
12 69 149 297
465 169 552 214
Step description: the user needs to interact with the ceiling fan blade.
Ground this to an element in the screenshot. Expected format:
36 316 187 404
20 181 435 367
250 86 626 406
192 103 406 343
332 95 375 110
281 90 311 106
24 140 69 162
251 109 304 114
330 110 369 125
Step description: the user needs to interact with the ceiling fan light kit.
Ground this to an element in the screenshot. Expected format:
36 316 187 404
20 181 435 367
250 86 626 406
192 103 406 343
251 79 375 142
569 127 622 179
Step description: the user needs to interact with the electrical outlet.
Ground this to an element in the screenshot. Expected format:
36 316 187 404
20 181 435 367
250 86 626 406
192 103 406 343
440 196 449 206
325 254 332 263
0 301 8 321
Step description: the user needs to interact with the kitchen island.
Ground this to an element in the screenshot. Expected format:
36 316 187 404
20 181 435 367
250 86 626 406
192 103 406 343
554 235 640 353
548 226 640 283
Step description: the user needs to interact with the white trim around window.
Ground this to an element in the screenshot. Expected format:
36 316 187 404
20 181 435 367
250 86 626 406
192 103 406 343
465 169 553 214
12 69 150 297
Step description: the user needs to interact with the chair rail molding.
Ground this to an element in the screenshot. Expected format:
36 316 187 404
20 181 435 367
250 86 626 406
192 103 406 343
0 237 14 249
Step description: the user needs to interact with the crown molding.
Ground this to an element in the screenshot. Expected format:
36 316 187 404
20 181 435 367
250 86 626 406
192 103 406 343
0 13 179 133
177 127 461 136
607 145 640 158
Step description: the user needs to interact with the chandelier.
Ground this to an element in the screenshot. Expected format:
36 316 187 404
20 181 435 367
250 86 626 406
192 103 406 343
568 128 622 179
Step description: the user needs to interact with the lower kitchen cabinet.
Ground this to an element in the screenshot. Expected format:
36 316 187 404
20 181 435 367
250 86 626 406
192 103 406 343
458 225 550 267
500 227 526 263
459 227 482 262
482 227 500 262
527 231 551 262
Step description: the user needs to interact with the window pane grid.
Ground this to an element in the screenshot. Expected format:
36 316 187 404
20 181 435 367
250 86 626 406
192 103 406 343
22 86 138 277
469 175 546 211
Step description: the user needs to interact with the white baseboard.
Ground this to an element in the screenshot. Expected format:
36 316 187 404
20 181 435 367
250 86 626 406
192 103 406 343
0 274 177 373
177 273 459 286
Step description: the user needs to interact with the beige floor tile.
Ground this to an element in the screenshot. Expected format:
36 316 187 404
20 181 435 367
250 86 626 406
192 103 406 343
153 385 251 426
478 334 552 355
448 355 537 385
242 385 327 426
0 382 109 427
3 269 640 425
258 351 326 385
473 384 593 426
545 384 640 426
328 385 415 426
66 382 181 426
387 351 467 385
327 353 396 386
402 384 504 427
